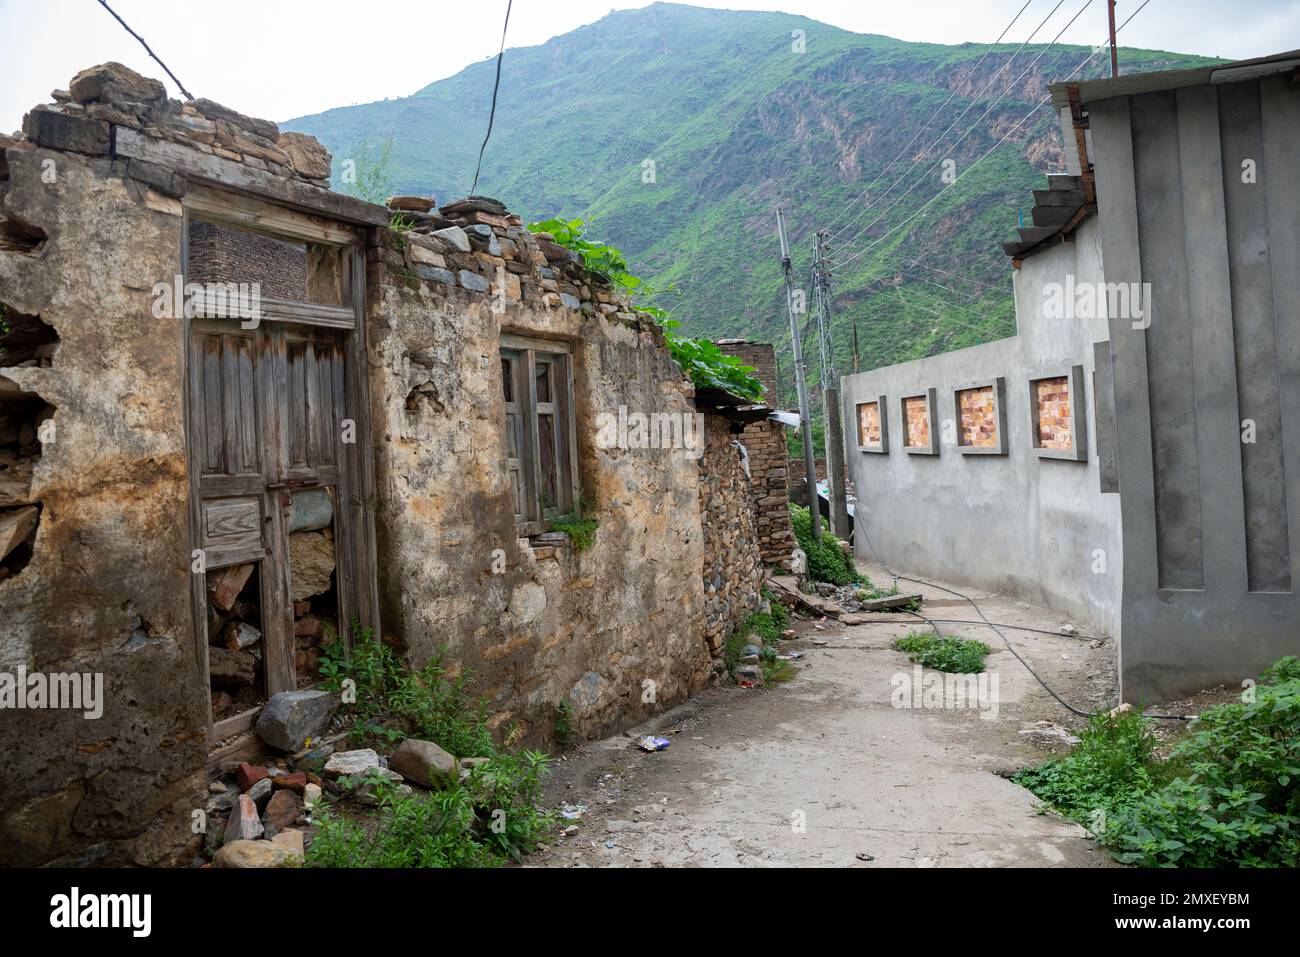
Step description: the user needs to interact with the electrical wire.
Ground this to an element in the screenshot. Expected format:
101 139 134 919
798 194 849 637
833 0 1095 259
822 0 1037 236
95 0 193 100
470 0 513 197
853 515 1190 721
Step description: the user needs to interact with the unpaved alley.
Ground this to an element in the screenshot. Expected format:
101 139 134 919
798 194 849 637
534 561 1121 868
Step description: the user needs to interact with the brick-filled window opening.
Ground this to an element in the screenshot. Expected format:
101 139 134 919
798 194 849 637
957 385 998 448
903 395 930 448
857 401 881 446
501 336 578 533
1035 376 1073 450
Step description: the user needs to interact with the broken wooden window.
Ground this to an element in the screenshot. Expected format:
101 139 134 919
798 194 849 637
500 335 578 534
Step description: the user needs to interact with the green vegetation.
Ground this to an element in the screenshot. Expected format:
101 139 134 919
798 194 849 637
789 503 863 585
1016 657 1300 867
310 631 554 866
389 212 417 234
550 511 599 553
288 4 1217 442
530 216 764 403
337 135 395 206
553 699 576 750
723 587 795 685
893 631 990 673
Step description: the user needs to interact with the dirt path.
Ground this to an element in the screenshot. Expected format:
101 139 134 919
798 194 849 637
532 561 1121 868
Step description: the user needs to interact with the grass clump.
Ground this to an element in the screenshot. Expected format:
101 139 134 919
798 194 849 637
1017 656 1300 867
723 587 795 684
789 504 863 585
311 629 553 866
893 631 990 674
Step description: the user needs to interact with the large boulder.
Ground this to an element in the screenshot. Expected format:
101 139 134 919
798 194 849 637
254 690 337 752
388 738 458 789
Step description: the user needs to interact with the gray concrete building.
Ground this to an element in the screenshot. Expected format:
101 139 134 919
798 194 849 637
841 50 1300 703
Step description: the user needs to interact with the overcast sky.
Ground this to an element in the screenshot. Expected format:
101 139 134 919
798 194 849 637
2 0 1297 131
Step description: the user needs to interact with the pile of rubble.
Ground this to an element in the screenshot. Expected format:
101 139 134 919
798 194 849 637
206 687 488 867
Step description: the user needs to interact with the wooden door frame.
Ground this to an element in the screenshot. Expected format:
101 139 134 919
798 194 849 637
181 192 381 748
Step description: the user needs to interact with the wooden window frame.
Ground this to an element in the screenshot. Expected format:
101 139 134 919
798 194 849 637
500 334 579 536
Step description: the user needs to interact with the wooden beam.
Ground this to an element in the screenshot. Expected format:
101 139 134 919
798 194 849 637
115 127 389 227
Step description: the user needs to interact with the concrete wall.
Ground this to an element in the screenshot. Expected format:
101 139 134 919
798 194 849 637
1089 74 1300 701
840 216 1122 637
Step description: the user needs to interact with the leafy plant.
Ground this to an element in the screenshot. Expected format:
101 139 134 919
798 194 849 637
1016 657 1300 867
893 631 990 674
548 501 598 553
336 135 395 206
553 699 576 750
389 212 417 234
1015 710 1162 827
789 504 863 585
309 629 555 868
318 626 494 759
528 216 764 403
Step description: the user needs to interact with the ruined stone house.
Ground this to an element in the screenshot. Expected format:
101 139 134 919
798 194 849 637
0 63 779 865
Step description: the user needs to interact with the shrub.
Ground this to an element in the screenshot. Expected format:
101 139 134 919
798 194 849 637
1017 657 1300 867
310 631 554 868
789 504 863 585
1014 710 1162 826
893 631 990 674
1104 657 1300 867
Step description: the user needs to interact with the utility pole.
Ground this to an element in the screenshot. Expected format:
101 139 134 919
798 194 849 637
777 207 821 541
1108 1 1119 78
813 230 850 540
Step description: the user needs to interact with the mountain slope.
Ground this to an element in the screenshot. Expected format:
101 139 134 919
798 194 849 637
285 2 1217 403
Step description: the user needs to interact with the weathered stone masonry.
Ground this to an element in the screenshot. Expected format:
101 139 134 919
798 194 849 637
0 62 754 865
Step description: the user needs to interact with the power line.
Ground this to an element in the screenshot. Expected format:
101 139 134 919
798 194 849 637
833 0 1095 259
95 0 193 100
829 0 1071 244
833 2 1153 271
470 0 513 197
822 0 1036 236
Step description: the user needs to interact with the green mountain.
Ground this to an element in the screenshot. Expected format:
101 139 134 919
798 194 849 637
284 2 1216 406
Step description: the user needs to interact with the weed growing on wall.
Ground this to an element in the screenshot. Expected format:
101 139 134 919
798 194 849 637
789 504 863 585
723 591 795 685
1017 657 1300 867
893 632 990 674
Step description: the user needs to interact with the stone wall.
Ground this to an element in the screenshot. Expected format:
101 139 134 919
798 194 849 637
0 60 754 865
711 340 793 565
366 199 714 747
698 412 764 665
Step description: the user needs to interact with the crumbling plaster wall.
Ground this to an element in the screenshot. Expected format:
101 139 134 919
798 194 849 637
367 223 712 747
0 144 205 866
